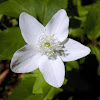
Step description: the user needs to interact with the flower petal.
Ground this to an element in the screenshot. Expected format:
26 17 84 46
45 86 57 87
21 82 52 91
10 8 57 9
19 12 44 45
10 45 42 73
60 38 91 62
45 9 69 42
39 56 65 88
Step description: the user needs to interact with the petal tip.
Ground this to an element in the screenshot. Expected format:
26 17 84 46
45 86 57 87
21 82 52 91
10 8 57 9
19 12 30 23
57 9 69 24
46 74 65 88
58 9 68 16
19 12 27 17
58 9 66 13
54 82 63 88
47 80 64 88
86 46 91 55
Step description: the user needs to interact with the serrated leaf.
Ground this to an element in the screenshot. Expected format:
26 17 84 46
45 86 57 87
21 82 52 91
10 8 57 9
89 45 100 76
65 61 79 71
8 73 42 100
84 1 100 40
0 27 25 60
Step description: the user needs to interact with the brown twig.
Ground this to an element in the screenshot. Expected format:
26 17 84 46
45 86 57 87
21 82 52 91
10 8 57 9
0 69 10 85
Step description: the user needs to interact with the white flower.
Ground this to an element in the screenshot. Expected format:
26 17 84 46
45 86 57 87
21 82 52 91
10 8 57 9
10 9 90 88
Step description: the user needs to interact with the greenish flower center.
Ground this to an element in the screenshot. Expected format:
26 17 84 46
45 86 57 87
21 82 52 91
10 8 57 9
38 35 63 58
44 42 51 47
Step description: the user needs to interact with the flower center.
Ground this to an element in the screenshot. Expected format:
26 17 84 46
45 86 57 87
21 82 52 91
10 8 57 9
37 35 63 58
44 42 51 47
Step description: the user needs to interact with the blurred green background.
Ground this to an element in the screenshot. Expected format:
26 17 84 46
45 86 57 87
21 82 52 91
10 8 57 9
0 0 100 100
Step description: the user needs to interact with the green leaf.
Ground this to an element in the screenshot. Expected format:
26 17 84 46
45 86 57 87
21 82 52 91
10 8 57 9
63 78 68 85
24 94 42 100
78 4 91 17
65 61 79 71
79 57 86 64
43 87 62 100
0 27 25 60
89 45 100 76
0 0 37 18
0 0 68 25
8 73 42 100
41 0 68 25
69 28 84 37
72 0 91 17
84 1 100 40
32 70 62 100
32 70 47 94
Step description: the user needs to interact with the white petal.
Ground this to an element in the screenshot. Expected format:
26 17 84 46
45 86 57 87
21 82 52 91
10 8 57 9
60 38 91 62
10 45 42 73
19 12 44 45
39 56 65 88
45 9 69 42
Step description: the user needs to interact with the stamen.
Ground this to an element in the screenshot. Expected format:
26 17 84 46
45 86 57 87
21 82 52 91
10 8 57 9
37 35 63 58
